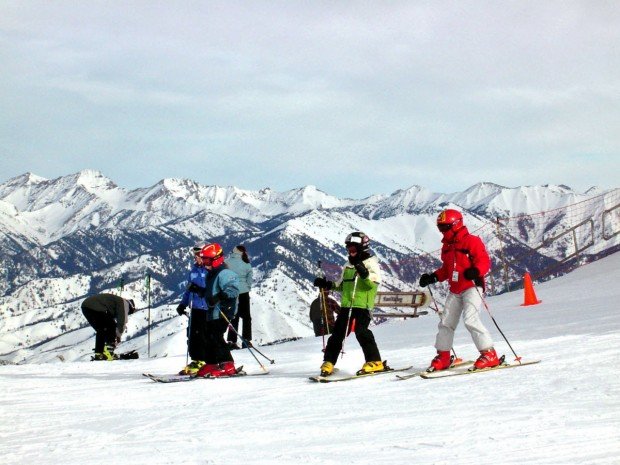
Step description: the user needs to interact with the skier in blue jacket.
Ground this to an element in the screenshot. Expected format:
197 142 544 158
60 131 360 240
176 247 209 375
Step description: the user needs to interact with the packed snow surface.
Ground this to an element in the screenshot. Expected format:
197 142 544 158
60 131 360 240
1 253 619 465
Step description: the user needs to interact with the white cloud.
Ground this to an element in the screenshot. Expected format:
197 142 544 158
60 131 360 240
0 1 618 197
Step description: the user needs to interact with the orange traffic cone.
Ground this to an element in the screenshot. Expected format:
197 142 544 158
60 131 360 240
521 272 541 306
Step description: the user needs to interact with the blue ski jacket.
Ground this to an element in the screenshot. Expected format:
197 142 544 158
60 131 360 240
180 264 208 310
205 266 240 321
225 251 253 294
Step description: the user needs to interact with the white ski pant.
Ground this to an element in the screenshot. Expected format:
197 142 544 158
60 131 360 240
434 287 494 352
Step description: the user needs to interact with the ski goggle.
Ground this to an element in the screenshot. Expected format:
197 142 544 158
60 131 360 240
191 242 206 255
437 222 456 232
345 234 363 244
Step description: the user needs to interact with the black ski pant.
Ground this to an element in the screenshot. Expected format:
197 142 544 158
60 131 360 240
205 318 234 364
323 307 381 365
82 306 116 353
188 308 210 362
227 292 251 343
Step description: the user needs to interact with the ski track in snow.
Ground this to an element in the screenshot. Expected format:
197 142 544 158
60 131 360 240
2 254 620 465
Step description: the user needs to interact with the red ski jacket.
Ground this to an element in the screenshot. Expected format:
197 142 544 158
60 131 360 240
434 226 491 294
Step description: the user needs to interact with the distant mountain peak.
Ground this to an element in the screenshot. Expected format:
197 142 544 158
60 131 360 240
72 170 118 191
0 172 47 189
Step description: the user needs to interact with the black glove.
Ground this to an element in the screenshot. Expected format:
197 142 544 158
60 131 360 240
352 262 369 279
419 272 438 288
348 254 362 265
313 277 333 290
188 283 206 297
464 267 480 281
208 291 228 308
176 304 187 316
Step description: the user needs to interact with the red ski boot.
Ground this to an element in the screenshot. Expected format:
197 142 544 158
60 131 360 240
429 350 452 371
196 363 219 377
209 361 238 378
473 348 500 370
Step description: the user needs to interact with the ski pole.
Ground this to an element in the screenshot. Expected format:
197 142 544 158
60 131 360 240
474 286 522 363
183 262 194 366
219 310 271 371
221 314 276 365
243 341 275 365
218 305 274 363
146 272 151 358
427 285 461 363
183 278 195 366
316 260 330 351
184 310 192 367
340 275 359 358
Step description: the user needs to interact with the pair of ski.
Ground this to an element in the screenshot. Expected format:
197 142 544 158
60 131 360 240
309 363 411 383
413 356 541 379
143 366 270 383
309 357 540 383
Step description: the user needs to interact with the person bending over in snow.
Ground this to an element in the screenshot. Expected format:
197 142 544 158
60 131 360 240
418 208 499 371
313 231 383 376
81 293 136 361
309 289 340 337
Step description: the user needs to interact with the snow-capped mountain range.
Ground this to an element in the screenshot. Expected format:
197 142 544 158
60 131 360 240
0 170 617 363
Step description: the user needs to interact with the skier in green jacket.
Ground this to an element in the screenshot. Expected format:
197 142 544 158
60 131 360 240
313 231 383 376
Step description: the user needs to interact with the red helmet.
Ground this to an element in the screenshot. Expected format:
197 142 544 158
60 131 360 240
436 209 463 232
199 243 225 267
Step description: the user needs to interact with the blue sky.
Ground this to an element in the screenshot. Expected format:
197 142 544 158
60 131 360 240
1 1 618 198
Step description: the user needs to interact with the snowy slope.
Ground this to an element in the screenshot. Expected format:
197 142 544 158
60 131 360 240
0 252 618 465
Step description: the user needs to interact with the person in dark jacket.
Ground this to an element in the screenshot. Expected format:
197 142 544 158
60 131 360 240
81 293 136 361
419 208 498 371
309 289 340 336
194 243 240 378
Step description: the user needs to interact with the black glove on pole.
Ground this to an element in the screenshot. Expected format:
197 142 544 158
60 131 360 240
313 277 333 290
419 273 438 288
352 262 369 279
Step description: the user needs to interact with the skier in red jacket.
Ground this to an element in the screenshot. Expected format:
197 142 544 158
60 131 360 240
419 209 499 371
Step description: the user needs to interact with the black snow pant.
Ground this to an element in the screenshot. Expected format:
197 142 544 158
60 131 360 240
227 292 251 344
188 308 209 362
205 319 234 364
82 307 116 353
323 307 381 365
